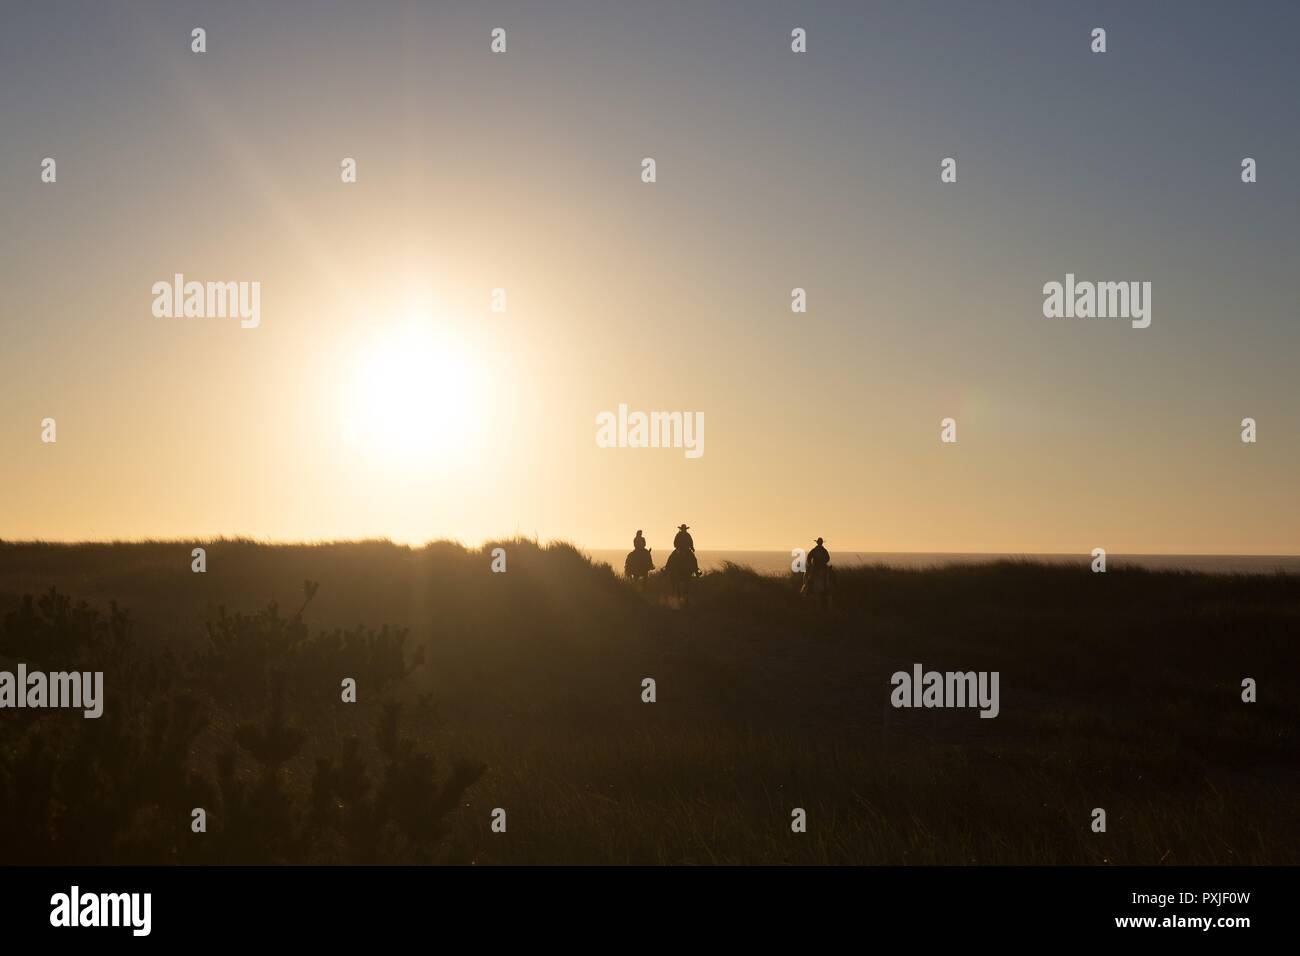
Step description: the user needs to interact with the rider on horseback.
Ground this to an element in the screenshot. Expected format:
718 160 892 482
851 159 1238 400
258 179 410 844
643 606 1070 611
625 528 653 580
667 524 699 578
802 537 834 608
665 524 699 601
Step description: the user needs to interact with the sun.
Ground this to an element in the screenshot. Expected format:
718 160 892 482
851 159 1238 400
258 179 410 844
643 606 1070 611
341 322 485 468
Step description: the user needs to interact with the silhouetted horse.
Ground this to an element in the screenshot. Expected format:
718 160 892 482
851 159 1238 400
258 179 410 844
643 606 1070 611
663 547 700 604
801 563 836 611
625 547 654 582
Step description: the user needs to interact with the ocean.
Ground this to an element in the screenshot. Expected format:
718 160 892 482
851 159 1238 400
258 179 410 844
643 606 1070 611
585 550 1300 576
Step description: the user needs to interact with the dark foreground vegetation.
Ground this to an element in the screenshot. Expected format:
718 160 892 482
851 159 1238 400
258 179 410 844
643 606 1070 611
0 538 1296 864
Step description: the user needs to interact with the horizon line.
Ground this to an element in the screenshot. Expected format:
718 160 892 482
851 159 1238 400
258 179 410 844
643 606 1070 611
2 536 1299 559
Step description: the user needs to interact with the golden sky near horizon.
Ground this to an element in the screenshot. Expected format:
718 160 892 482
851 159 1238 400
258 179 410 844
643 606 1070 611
2 3 1298 554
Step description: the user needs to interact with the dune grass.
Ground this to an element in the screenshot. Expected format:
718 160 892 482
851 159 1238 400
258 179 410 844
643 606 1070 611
0 538 1296 864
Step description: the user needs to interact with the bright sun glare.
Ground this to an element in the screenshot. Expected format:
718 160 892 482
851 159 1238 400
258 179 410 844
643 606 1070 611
342 322 484 468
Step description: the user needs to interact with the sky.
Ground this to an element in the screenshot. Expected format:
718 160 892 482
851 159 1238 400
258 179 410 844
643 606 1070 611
1 1 1297 554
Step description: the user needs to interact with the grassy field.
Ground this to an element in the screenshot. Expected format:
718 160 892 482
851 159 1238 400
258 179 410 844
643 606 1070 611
0 538 1296 864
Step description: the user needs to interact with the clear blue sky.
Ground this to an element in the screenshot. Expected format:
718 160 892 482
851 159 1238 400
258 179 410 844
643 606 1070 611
1 1 1297 553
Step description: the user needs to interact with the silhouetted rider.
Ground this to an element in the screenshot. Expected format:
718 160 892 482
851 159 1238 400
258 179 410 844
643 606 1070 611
674 524 694 551
808 537 830 570
633 529 646 551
